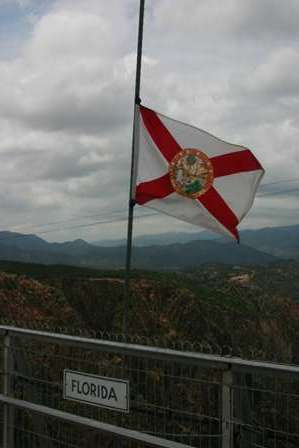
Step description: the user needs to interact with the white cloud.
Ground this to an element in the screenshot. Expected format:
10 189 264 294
234 47 299 99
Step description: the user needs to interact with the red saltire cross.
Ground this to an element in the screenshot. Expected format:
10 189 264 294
135 106 263 241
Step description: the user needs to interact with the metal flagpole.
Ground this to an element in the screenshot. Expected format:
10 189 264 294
123 0 145 336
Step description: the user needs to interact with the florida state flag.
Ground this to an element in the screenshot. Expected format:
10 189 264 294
134 105 264 241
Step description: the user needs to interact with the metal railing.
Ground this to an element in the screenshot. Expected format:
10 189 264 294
0 325 298 448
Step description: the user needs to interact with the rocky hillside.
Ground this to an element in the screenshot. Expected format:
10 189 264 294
63 274 299 364
0 261 298 364
0 272 82 328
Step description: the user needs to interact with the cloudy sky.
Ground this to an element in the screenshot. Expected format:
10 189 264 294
0 0 298 242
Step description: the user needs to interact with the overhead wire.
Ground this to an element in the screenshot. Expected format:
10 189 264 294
6 182 298 233
0 178 297 240
0 211 159 243
36 212 159 236
260 177 299 188
257 187 299 197
9 208 129 232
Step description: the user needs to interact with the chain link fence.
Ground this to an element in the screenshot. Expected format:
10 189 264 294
0 326 298 448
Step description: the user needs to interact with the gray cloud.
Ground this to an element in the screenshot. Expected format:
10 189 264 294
0 0 298 242
153 0 299 42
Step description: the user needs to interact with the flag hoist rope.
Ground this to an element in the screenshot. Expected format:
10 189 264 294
123 0 145 335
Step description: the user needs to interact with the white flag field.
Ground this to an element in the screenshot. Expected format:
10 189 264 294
134 106 264 241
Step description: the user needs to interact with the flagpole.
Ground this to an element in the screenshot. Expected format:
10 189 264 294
123 0 145 336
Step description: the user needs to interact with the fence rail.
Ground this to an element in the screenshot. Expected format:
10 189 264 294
0 325 298 448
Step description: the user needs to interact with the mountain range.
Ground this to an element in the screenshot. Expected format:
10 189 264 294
0 224 298 270
94 224 299 260
235 225 299 259
93 230 217 247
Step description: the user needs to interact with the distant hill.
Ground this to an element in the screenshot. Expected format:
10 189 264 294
237 225 299 259
131 240 278 269
93 230 216 247
0 230 279 269
94 224 299 260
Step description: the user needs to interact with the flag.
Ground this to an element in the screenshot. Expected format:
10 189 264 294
134 105 264 241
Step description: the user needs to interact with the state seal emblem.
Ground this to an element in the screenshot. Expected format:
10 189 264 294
169 148 214 198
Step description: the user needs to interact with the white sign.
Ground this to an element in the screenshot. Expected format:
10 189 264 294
63 370 129 413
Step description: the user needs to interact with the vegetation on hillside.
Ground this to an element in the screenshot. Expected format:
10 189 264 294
0 271 83 328
0 260 298 364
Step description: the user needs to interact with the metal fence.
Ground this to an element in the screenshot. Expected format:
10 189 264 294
0 325 298 448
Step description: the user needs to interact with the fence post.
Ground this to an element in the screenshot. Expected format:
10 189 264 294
222 368 233 448
3 331 11 448
3 331 14 448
